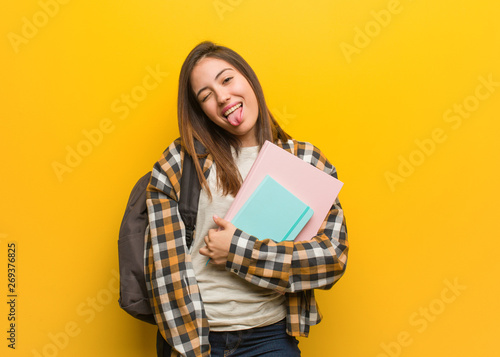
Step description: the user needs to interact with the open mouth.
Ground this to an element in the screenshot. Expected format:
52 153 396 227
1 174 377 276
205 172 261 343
223 102 242 118
223 102 244 126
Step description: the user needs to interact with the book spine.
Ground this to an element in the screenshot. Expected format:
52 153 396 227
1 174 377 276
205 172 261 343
282 206 312 241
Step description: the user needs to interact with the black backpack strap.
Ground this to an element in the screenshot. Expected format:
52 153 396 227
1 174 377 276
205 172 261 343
178 140 206 249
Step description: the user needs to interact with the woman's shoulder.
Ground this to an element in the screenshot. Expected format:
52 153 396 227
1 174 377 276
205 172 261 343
276 138 322 158
156 137 184 167
276 138 335 173
147 138 185 195
149 138 185 186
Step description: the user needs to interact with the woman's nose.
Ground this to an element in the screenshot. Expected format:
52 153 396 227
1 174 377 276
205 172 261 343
216 89 231 104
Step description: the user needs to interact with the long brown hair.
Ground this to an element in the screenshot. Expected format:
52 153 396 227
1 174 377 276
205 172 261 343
178 41 291 198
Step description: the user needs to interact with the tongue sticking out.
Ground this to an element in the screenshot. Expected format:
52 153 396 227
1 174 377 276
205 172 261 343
227 106 243 126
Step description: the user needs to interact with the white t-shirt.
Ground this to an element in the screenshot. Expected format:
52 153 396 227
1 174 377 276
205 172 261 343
191 146 287 331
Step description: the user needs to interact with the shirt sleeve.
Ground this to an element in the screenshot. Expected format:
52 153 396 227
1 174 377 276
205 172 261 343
145 143 210 357
225 143 348 294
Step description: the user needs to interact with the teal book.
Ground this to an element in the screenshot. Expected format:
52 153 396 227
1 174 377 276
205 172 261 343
231 175 314 242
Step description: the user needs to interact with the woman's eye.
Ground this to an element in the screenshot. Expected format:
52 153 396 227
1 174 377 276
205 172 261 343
201 93 211 102
223 77 233 84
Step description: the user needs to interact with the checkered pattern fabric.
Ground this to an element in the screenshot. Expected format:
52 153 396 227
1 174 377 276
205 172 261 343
145 138 348 356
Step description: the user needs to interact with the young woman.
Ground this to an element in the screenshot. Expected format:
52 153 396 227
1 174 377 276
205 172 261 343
145 41 348 357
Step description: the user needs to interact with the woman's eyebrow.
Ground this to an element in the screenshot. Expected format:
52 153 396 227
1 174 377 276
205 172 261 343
196 68 234 99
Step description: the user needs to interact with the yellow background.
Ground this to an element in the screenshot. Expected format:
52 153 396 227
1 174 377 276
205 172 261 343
2 0 499 356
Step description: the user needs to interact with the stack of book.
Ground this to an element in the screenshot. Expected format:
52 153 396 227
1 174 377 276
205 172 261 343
225 141 344 242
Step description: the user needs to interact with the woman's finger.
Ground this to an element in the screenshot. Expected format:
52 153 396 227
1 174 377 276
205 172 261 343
199 246 210 257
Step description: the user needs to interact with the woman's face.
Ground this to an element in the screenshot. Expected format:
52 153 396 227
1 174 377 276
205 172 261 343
190 57 259 147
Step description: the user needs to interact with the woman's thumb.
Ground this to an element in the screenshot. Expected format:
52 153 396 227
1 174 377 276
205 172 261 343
213 214 227 228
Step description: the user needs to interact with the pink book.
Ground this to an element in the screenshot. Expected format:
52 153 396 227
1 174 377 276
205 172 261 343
224 141 343 242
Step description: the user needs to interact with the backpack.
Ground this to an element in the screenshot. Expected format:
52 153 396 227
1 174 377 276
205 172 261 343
118 144 205 324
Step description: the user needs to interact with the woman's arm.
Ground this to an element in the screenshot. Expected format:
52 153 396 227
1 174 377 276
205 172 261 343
145 141 210 357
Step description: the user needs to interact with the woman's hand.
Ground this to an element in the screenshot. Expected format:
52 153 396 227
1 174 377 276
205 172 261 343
199 215 236 265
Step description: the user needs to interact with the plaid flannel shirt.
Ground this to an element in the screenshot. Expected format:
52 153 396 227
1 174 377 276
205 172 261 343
145 138 348 357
